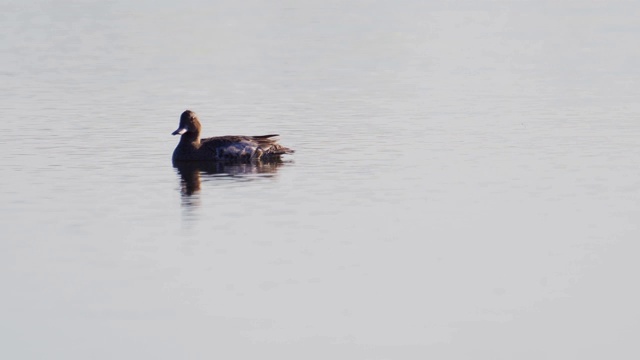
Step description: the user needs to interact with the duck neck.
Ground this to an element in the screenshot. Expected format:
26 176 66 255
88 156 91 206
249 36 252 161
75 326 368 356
179 132 201 148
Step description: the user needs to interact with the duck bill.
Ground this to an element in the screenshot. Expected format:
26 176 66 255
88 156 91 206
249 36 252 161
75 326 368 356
172 128 188 135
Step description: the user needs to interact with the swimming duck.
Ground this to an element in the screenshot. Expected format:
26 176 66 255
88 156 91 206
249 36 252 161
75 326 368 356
172 110 294 162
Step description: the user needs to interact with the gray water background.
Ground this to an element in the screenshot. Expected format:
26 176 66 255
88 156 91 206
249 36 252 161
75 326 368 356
1 0 639 358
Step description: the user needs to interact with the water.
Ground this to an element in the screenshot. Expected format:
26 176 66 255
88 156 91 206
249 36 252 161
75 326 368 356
2 0 639 358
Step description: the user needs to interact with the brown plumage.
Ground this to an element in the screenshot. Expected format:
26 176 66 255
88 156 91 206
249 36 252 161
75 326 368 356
171 110 294 162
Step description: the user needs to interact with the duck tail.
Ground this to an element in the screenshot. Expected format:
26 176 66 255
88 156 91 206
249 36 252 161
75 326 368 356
266 144 295 156
250 134 294 160
259 144 294 162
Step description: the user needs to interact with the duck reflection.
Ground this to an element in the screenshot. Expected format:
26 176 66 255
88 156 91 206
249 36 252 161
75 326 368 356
173 160 284 196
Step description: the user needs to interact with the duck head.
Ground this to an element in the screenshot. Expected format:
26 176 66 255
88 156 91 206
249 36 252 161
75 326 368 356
172 110 202 136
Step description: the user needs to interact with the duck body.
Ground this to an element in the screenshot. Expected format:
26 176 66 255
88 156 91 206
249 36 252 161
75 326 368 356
172 110 294 162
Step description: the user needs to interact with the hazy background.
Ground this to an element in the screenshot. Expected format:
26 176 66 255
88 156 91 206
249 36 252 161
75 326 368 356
1 0 639 359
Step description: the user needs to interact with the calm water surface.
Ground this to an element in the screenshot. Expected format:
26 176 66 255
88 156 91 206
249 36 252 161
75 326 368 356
1 0 639 359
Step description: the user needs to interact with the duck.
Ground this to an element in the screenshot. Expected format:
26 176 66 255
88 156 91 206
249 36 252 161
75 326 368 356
171 110 294 162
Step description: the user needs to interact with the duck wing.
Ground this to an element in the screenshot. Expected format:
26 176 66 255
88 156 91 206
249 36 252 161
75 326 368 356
200 135 293 161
